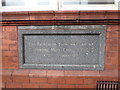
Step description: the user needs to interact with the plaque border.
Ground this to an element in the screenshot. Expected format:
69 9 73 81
18 25 106 70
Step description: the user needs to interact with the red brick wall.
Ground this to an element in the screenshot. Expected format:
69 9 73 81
1 11 119 88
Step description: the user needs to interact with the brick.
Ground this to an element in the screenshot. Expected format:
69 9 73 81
47 77 65 84
84 78 97 85
105 51 118 65
2 70 13 84
29 70 47 77
6 83 22 88
2 70 13 76
2 83 5 88
21 21 55 26
9 32 18 40
58 84 76 88
106 51 118 58
2 31 17 40
40 84 57 88
12 70 30 77
82 71 100 77
118 26 120 31
3 63 18 69
118 32 120 37
2 32 10 39
47 70 64 77
118 39 120 45
13 76 29 83
0 82 2 89
79 11 106 19
2 12 29 20
119 44 120 51
106 38 118 45
2 32 8 39
105 57 118 65
22 83 40 88
76 85 84 88
29 11 54 20
64 70 83 76
106 31 118 39
0 64 2 69
106 11 119 19
2 26 17 43
2 26 6 32
3 26 17 32
55 11 79 20
2 39 17 45
82 84 96 88
2 51 18 57
65 78 84 84
107 25 119 31
2 45 9 50
30 77 47 83
3 57 18 63
2 57 18 69
104 64 117 70
118 62 120 70
99 70 118 78
2 76 12 82
76 85 97 89
99 77 118 81
105 44 118 52
9 44 18 50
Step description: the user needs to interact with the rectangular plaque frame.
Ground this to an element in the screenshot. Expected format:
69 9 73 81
18 25 106 70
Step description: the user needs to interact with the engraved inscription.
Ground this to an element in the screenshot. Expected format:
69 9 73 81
24 35 99 65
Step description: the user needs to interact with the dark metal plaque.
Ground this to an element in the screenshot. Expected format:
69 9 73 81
18 25 106 70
